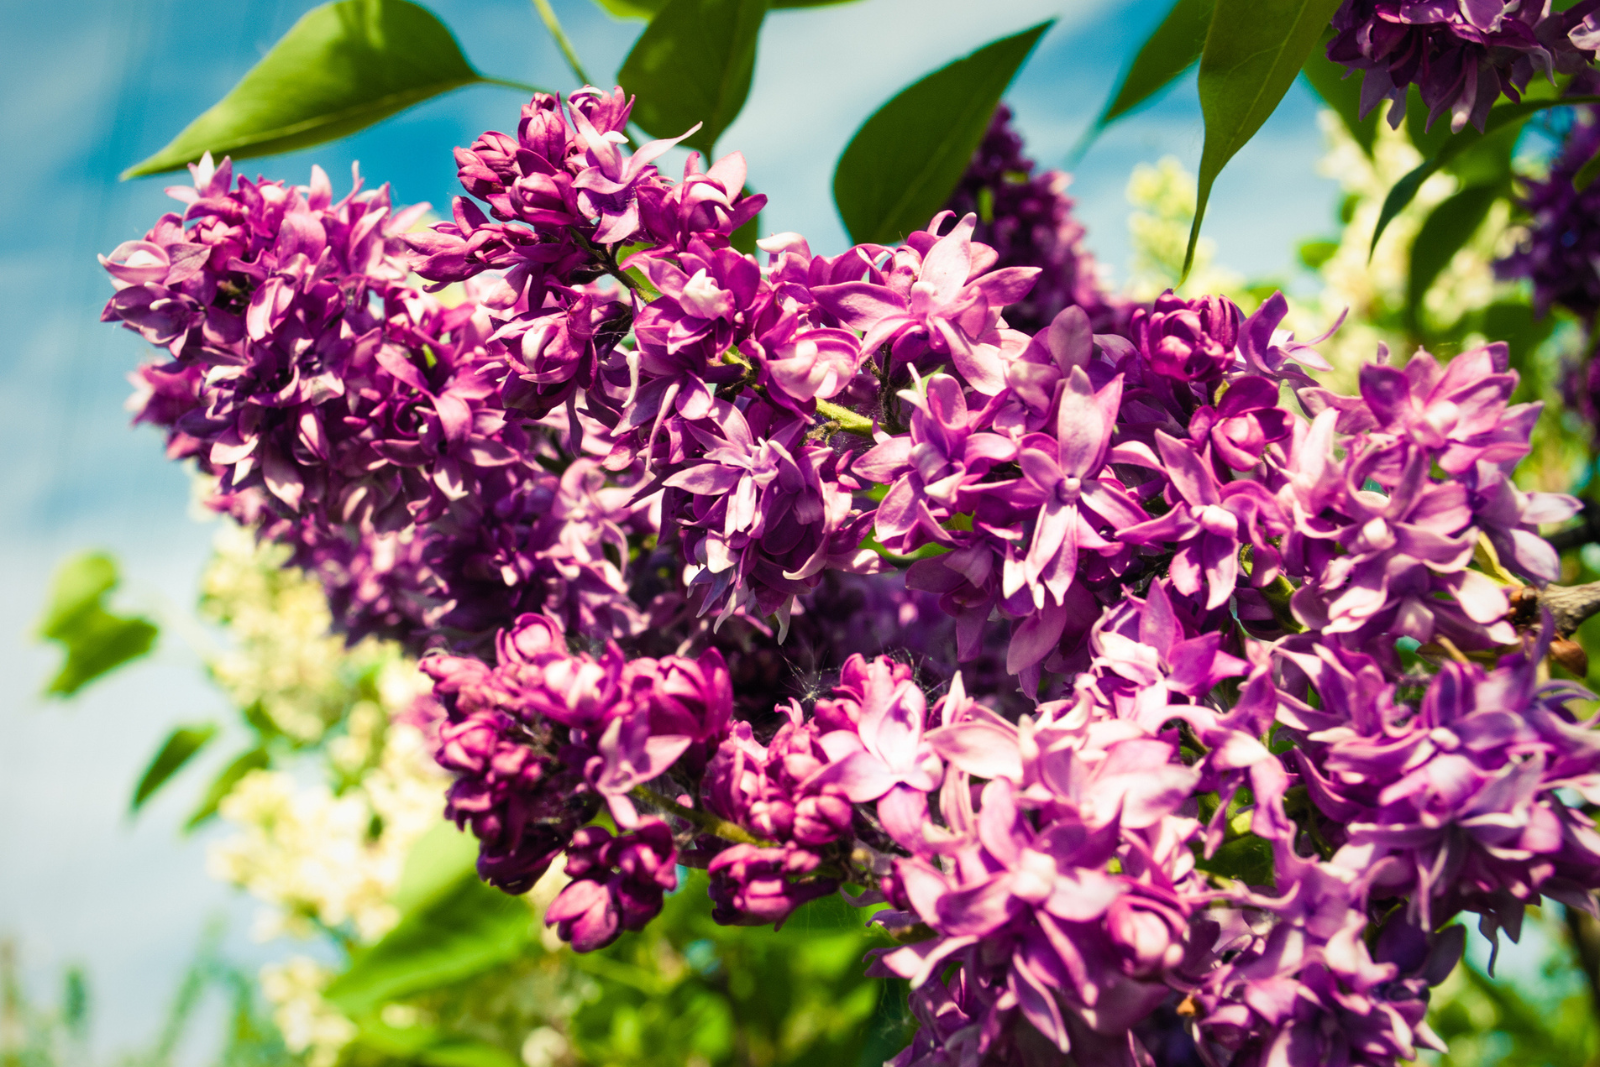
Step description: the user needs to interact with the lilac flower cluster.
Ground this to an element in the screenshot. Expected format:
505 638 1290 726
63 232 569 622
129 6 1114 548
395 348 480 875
1327 0 1600 132
103 82 1600 1067
1498 101 1600 322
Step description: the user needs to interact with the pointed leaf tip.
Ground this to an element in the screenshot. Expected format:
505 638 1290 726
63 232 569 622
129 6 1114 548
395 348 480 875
833 20 1053 247
122 0 485 179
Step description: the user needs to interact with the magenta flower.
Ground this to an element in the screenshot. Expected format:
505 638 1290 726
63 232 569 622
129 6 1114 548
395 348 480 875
813 212 1039 394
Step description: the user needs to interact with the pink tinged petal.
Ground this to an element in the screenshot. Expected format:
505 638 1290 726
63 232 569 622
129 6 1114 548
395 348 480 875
1025 500 1075 589
927 721 1023 781
1453 568 1508 624
641 734 694 777
1154 430 1219 507
810 281 907 331
1201 532 1240 610
894 859 952 927
262 448 304 511
873 477 920 540
971 265 1041 307
936 873 1022 936
933 317 1006 395
1010 958 1069 1053
977 778 1024 865
878 785 931 850
1056 367 1109 476
1042 869 1122 922
854 437 913 483
1507 528 1560 582
825 749 898 802
918 213 976 302
1007 600 1068 674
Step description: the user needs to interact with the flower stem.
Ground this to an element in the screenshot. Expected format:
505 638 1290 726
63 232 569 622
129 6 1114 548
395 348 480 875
631 785 772 847
816 399 875 438
529 0 593 88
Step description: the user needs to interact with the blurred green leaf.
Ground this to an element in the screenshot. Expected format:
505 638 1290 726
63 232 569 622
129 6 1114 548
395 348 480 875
1575 140 1600 191
131 723 219 813
618 0 769 159
1370 94 1600 255
833 22 1051 245
1297 238 1339 270
1300 34 1378 156
1406 182 1502 329
1194 834 1275 887
1085 0 1215 142
1185 0 1344 276
392 821 481 915
36 551 159 697
37 552 118 639
185 748 270 831
123 0 500 178
325 874 531 1015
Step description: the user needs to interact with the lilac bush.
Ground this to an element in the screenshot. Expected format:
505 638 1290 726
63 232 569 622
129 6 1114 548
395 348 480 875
102 82 1600 1067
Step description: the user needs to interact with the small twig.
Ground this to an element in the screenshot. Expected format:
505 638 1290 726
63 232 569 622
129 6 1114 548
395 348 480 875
1537 580 1600 637
529 0 593 88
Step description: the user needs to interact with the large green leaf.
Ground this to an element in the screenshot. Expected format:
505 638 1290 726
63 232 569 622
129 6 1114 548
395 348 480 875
1405 182 1502 329
123 0 505 178
618 0 770 159
131 723 219 813
1085 0 1215 143
833 22 1052 246
1300 35 1378 156
37 551 159 697
324 873 532 1014
185 748 270 831
1369 95 1600 254
1184 0 1345 276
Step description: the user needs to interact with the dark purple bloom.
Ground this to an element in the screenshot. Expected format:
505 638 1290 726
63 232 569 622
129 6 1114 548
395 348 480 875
1327 0 1600 132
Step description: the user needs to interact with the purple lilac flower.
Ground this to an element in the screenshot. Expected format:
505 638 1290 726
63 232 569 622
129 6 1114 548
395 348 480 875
104 80 1600 1067
1327 0 1600 133
1498 99 1600 321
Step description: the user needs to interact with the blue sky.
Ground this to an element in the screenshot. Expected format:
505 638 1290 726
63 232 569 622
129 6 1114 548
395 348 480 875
0 0 1358 1057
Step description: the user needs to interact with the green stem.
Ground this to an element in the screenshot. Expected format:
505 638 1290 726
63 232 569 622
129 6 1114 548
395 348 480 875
631 785 772 847
481 76 548 96
816 399 876 438
529 0 593 88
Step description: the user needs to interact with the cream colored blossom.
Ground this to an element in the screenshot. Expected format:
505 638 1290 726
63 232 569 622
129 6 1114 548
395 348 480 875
260 956 357 1067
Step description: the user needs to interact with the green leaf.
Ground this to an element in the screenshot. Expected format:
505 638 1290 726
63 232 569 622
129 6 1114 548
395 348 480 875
1405 183 1502 329
618 0 769 159
1300 34 1377 156
1090 0 1215 135
1369 95 1600 255
1185 0 1345 276
324 873 532 1014
37 552 118 640
1575 141 1600 191
1194 834 1275 887
833 22 1052 246
131 723 219 813
391 821 481 915
123 0 495 178
185 748 270 831
36 551 159 697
